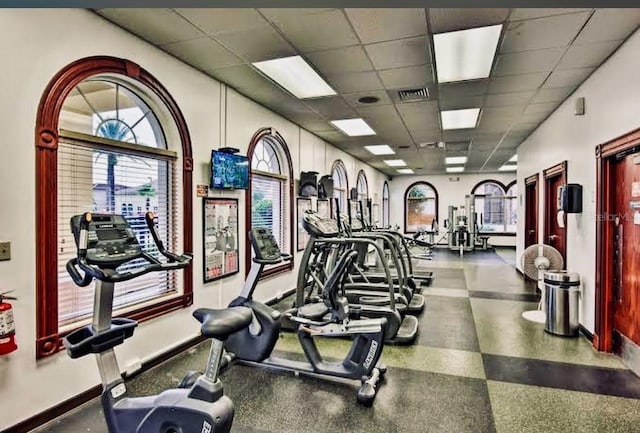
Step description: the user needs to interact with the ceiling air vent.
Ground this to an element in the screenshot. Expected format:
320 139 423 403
397 87 430 101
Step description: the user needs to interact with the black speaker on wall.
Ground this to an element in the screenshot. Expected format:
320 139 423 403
350 188 358 200
318 175 333 199
299 171 318 197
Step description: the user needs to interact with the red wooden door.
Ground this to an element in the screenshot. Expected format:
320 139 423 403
544 173 567 263
525 176 538 248
612 153 640 346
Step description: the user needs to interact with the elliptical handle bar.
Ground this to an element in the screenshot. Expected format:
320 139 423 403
145 212 193 263
67 212 192 286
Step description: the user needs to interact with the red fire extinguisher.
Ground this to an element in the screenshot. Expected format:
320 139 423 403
0 290 18 355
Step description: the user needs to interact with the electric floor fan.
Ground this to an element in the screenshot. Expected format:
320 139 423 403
520 243 563 323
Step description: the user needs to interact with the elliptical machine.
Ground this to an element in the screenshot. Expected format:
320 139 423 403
224 226 387 405
63 212 252 433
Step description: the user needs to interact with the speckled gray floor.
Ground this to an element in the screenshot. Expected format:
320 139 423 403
33 247 640 433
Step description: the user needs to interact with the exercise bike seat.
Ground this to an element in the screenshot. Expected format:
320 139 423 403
297 302 329 320
193 307 253 340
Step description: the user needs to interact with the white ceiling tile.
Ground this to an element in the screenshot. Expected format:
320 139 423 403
574 9 640 44
265 9 359 51
509 9 592 21
365 37 430 70
325 71 384 93
439 95 484 111
303 97 357 119
488 72 549 93
345 9 428 44
556 40 622 70
97 8 205 45
306 46 373 75
213 26 296 63
173 8 267 34
500 12 591 52
485 90 536 107
378 65 434 90
429 8 509 33
531 86 576 103
542 67 595 88
439 80 489 98
161 37 243 72
494 48 565 76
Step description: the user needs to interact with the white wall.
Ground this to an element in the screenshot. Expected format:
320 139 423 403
389 173 516 247
0 9 386 430
516 29 640 334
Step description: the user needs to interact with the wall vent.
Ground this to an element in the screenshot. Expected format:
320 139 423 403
397 87 430 101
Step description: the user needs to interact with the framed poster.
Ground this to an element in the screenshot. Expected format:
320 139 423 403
297 197 313 251
317 199 330 219
203 197 239 282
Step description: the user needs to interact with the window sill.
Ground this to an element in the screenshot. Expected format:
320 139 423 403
479 232 516 237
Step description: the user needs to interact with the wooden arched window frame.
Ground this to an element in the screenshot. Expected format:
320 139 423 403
35 56 193 359
471 179 517 234
331 159 349 216
356 169 369 201
245 127 295 278
382 181 390 227
404 181 439 233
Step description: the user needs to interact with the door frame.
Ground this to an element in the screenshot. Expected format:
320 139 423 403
543 161 568 261
595 127 640 352
524 173 539 248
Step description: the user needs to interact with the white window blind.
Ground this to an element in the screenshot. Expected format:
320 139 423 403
57 139 178 327
382 183 390 227
251 173 287 250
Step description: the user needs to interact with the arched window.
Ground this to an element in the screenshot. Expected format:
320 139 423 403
332 160 349 217
247 128 294 276
356 170 369 202
35 57 193 359
505 181 518 232
405 182 438 233
471 180 517 233
382 181 390 227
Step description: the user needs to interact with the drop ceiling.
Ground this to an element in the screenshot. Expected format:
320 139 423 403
94 8 640 176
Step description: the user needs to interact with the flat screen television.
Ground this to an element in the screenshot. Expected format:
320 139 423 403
210 150 250 190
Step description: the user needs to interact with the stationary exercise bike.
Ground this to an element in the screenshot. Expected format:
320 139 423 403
63 212 252 433
224 227 388 405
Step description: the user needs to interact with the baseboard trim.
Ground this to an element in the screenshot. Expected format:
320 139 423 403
579 324 594 342
4 384 102 433
265 287 296 306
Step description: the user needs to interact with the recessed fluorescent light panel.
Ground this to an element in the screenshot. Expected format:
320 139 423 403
397 168 414 174
509 154 518 162
384 159 407 167
252 55 336 99
441 108 480 130
365 145 395 155
434 24 502 83
446 167 465 173
330 118 376 136
445 156 468 165
499 164 518 171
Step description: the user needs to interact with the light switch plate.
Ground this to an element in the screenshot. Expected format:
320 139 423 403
0 241 10 261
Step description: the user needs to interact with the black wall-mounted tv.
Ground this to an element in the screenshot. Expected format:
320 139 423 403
210 150 250 190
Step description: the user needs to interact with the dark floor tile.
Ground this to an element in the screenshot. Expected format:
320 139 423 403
225 365 496 433
469 290 540 302
431 248 506 264
430 267 467 289
416 295 480 352
483 354 640 399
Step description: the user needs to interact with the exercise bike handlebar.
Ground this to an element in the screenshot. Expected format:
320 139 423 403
66 212 192 286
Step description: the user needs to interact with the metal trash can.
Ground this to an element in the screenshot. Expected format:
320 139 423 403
544 271 580 337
